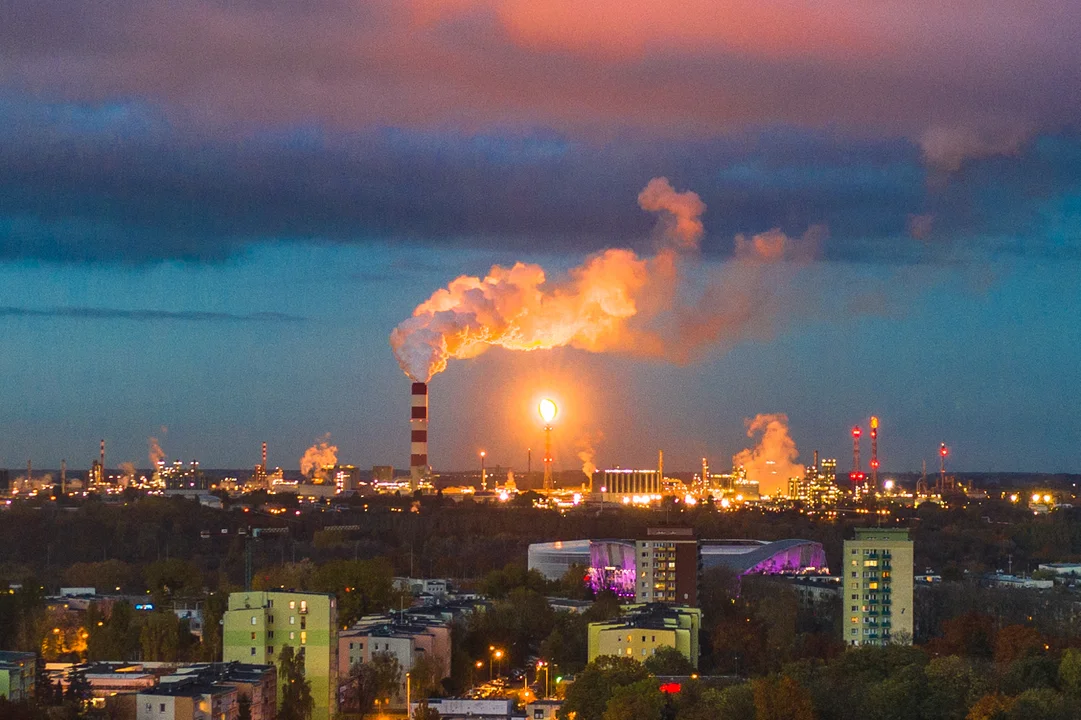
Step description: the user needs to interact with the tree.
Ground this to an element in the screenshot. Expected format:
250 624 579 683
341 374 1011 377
557 656 650 720
278 645 314 720
966 692 1014 720
602 678 665 720
644 646 695 676
751 675 814 720
1057 648 1081 696
409 653 446 701
993 625 1042 665
140 610 181 662
341 652 403 717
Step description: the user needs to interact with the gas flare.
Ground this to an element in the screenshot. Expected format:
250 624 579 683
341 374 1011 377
300 434 338 479
390 178 816 382
732 413 804 497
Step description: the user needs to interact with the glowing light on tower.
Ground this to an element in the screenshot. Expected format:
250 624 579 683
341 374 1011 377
480 450 487 491
939 442 948 494
539 398 558 491
849 426 864 485
869 416 880 491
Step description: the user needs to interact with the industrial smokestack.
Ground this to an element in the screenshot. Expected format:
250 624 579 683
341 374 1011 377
262 441 267 471
100 439 105 483
410 382 428 490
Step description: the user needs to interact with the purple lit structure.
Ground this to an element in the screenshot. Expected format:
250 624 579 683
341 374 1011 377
587 540 637 598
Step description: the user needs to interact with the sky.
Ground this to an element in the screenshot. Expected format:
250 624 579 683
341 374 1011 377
1 0 1080 477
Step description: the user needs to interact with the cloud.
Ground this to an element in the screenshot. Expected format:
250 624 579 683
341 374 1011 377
0 306 304 322
2 0 1079 144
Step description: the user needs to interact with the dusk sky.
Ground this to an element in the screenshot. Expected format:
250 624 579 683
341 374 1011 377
2 0 1080 475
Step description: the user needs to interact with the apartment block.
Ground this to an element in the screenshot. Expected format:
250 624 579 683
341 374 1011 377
634 527 700 606
222 591 337 720
588 603 702 668
842 528 914 647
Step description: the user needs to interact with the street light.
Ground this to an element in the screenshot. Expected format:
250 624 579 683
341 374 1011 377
493 649 504 680
536 660 550 699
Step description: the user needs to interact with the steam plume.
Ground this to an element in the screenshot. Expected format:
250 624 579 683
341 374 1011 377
300 434 338 479
148 437 166 466
576 431 603 481
390 178 815 382
119 461 136 479
732 413 804 497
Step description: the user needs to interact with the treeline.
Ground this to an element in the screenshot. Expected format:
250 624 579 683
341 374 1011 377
559 644 1081 720
8 492 1081 593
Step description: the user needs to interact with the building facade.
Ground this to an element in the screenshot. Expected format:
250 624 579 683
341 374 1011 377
0 651 35 701
635 527 700 605
223 591 338 720
842 528 914 646
588 604 702 668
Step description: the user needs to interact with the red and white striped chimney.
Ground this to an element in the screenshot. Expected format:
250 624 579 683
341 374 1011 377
410 382 428 489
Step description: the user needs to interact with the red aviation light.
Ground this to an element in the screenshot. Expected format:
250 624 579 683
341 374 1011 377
940 444 948 457
852 426 862 438
870 460 880 469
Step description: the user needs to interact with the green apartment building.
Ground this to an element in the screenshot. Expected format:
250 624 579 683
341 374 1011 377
223 591 338 720
0 651 36 701
843 528 914 647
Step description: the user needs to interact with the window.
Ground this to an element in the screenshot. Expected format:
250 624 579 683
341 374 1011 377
851 606 858 612
299 600 308 613
290 616 296 625
250 647 256 656
268 646 274 654
301 631 307 645
251 616 257 626
251 632 256 640
268 615 274 623
301 618 306 630
268 599 274 608
160 704 166 712
290 631 295 640
289 601 296 610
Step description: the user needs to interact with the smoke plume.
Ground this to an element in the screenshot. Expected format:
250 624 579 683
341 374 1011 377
732 413 804 497
390 178 815 382
148 437 166 466
300 434 338 479
576 431 603 481
119 462 136 479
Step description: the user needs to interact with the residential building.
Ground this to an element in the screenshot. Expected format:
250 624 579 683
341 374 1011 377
158 663 277 720
136 679 237 720
842 528 914 647
339 614 451 684
222 591 337 720
635 527 700 606
588 603 702 668
0 650 36 701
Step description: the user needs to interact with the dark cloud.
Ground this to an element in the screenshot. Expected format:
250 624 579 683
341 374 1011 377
0 306 305 322
1 96 1079 265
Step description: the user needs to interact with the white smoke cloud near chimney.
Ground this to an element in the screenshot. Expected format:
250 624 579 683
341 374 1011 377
732 413 804 497
390 177 819 382
148 437 166 466
300 434 338 478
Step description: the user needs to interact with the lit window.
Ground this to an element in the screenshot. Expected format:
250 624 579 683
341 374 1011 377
301 631 307 644
251 617 257 626
289 601 296 610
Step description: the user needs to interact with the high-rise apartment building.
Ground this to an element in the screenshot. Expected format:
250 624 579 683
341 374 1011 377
223 591 338 720
634 527 700 606
842 528 913 646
